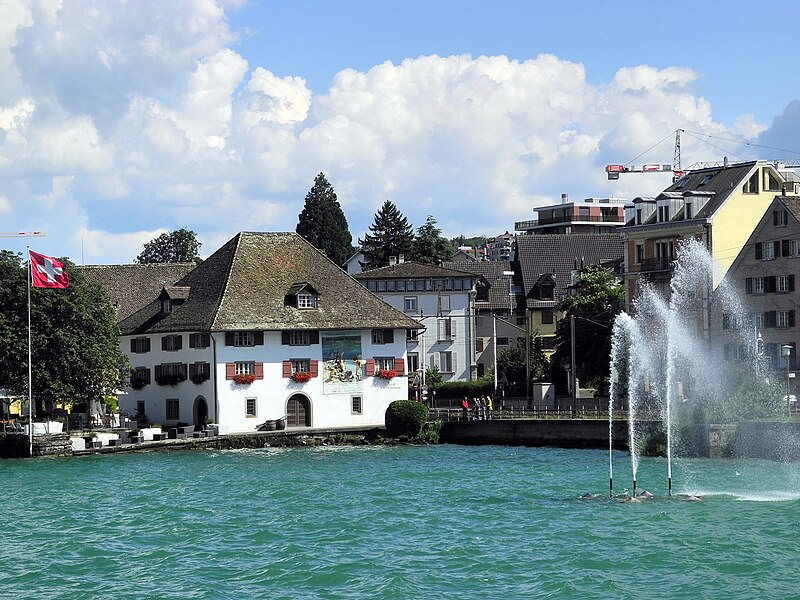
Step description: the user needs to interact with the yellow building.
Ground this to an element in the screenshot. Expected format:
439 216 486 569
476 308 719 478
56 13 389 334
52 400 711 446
622 160 799 312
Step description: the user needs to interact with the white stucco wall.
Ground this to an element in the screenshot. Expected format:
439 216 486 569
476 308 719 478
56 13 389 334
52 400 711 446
119 328 409 433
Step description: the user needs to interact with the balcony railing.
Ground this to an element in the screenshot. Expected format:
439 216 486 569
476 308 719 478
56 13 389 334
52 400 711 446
515 214 624 230
640 257 674 272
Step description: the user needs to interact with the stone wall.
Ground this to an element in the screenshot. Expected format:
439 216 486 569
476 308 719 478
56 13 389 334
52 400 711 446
0 433 73 458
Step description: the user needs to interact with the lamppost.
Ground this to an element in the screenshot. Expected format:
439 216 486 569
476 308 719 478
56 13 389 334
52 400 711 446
782 344 792 417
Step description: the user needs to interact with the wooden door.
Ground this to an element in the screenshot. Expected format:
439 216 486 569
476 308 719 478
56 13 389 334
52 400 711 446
287 395 310 427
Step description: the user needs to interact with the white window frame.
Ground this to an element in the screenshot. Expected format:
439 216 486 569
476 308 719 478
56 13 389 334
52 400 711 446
245 397 257 417
291 359 310 373
297 293 316 309
753 277 765 294
778 311 790 328
439 351 455 373
763 243 775 260
131 337 149 353
438 295 451 312
351 395 362 415
374 357 394 371
404 296 418 313
437 318 454 341
235 361 255 375
161 299 172 314
234 331 255 347
193 362 208 378
372 329 387 345
288 330 310 346
407 352 419 375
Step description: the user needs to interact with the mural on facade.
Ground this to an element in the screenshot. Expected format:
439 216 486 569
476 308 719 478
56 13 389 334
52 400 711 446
321 332 363 394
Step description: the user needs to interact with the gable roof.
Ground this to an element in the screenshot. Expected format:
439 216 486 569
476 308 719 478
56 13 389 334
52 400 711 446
78 263 195 321
515 234 624 309
116 232 419 335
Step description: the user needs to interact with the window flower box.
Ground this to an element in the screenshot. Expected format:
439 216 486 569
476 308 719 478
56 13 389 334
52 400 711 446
376 369 398 380
291 371 312 383
190 373 207 385
232 373 256 385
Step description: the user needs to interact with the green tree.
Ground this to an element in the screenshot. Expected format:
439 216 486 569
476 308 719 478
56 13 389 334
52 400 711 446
296 172 353 266
0 252 128 414
136 228 201 264
553 265 624 388
359 200 414 270
410 215 454 265
497 335 550 395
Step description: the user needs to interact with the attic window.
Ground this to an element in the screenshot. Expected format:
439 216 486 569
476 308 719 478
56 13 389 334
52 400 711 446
675 176 689 189
161 299 172 314
698 174 713 186
540 283 554 300
297 293 316 309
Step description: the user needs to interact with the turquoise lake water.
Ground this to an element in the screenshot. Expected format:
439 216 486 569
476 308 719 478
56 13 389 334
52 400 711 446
2 444 800 598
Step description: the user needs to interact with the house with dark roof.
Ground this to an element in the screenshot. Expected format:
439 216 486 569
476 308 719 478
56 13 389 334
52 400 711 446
515 234 624 353
85 232 419 432
354 259 483 384
714 195 800 383
621 160 798 309
441 260 525 380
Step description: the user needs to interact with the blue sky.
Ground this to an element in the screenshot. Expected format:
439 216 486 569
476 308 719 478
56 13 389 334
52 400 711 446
2 0 799 263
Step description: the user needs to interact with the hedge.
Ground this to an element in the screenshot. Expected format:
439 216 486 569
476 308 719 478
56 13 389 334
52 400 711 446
427 379 494 399
385 400 429 438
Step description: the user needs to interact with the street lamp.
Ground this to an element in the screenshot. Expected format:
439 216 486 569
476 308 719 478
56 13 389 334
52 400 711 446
781 344 792 417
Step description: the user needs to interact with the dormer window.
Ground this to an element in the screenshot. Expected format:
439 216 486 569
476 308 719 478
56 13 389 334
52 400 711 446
285 282 319 309
297 293 316 309
685 201 693 220
162 299 172 314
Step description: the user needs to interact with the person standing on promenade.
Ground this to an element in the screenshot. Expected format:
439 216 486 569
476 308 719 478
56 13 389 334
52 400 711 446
461 397 469 421
487 395 493 420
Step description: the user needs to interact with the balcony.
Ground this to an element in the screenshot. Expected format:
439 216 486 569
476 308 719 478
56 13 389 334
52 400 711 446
640 257 674 273
515 214 624 231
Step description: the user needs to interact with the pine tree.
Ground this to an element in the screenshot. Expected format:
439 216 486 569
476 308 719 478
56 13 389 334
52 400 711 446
359 200 414 270
410 215 453 265
296 173 353 266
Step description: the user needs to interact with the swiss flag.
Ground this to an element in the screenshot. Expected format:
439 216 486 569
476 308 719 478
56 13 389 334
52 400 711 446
29 250 69 289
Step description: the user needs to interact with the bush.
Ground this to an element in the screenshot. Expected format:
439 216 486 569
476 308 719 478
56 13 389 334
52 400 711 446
429 379 494 399
385 400 428 438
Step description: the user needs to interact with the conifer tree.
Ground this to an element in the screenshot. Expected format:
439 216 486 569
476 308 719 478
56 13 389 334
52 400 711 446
410 215 453 265
359 200 414 270
296 173 353 266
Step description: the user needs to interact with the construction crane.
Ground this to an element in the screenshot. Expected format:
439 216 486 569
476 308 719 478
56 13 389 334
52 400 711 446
606 130 683 181
0 232 45 238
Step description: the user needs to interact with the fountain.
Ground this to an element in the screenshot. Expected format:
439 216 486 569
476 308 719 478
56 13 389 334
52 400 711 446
609 238 789 497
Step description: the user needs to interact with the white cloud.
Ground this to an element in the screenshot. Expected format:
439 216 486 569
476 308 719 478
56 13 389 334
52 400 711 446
0 1 774 263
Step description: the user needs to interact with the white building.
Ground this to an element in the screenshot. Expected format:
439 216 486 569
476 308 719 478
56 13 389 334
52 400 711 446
84 232 419 433
354 259 483 382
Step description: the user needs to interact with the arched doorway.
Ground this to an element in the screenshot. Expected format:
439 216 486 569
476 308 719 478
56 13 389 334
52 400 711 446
286 394 311 427
193 396 208 428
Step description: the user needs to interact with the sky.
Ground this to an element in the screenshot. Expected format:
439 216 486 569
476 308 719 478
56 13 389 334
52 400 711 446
3 0 800 264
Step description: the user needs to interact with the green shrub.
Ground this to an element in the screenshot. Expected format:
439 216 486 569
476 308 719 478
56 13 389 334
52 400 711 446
418 420 442 444
385 400 428 437
429 379 494 399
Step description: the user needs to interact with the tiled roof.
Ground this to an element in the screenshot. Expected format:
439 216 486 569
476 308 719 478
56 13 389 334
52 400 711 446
354 261 479 280
116 232 419 335
779 195 800 221
78 263 195 321
441 260 515 310
515 234 624 309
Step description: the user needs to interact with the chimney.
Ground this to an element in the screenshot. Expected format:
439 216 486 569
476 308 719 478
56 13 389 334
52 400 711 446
389 256 397 266
398 254 405 264
723 156 729 168
561 193 569 204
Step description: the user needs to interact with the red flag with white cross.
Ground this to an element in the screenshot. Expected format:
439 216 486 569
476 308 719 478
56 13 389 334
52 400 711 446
29 250 69 289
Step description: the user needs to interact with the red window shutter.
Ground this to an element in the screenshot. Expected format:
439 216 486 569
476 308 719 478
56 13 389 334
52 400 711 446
310 360 319 377
254 331 264 345
254 362 264 379
365 359 375 377
226 363 236 380
282 361 292 378
225 332 235 346
394 358 405 373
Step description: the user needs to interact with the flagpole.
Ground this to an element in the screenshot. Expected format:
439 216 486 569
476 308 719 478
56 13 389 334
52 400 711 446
27 245 33 458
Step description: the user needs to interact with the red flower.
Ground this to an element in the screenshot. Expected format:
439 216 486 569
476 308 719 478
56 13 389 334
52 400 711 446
291 371 312 383
232 373 256 385
376 369 397 380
